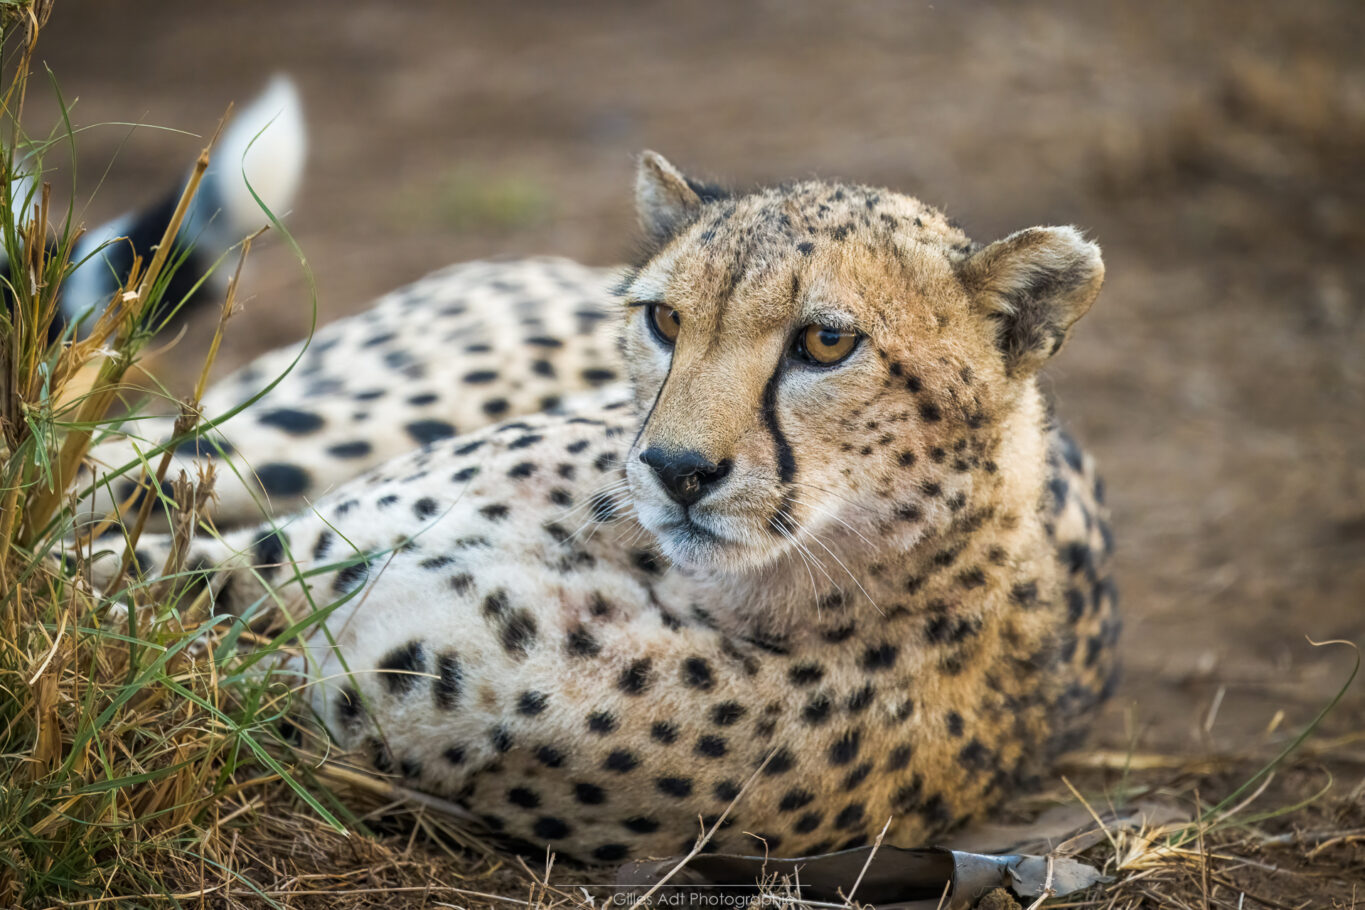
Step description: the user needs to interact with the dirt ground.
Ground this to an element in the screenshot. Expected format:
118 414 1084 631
30 0 1363 846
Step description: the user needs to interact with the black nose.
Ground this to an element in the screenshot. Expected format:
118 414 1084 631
639 446 731 507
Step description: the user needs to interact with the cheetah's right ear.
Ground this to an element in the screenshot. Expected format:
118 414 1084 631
957 226 1104 377
635 151 703 246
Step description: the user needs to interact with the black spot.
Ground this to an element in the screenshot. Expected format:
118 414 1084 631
763 748 796 775
958 567 987 589
252 528 288 571
695 735 727 758
845 684 875 714
632 549 663 574
834 803 866 830
407 392 438 406
649 721 679 744
795 812 823 833
508 462 537 479
534 816 571 840
500 610 538 657
713 780 742 802
509 433 544 450
405 420 457 444
843 762 873 790
467 507 510 528
174 436 234 459
918 402 941 422
788 663 824 686
681 657 715 690
378 640 425 696
353 388 385 401
526 336 563 348
482 590 508 618
861 643 898 671
623 816 659 834
482 398 510 417
1064 542 1092 576
582 368 616 386
710 701 747 726
603 750 639 773
419 555 454 570
434 652 462 709
257 463 311 496
566 626 601 658
822 623 857 643
463 370 498 384
802 694 833 726
517 690 549 716
779 789 814 812
592 843 627 862
656 777 693 798
443 745 465 765
327 441 372 459
449 572 474 594
549 488 573 507
452 466 479 483
576 782 607 805
490 725 514 752
258 408 324 435
333 558 370 594
829 730 861 765
413 497 440 520
534 745 565 768
946 711 965 737
508 787 540 809
335 685 363 729
958 739 993 770
587 711 618 735
618 658 654 695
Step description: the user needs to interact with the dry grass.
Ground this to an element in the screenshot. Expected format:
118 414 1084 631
1 4 1362 908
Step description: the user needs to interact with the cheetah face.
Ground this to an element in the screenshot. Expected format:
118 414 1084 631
619 153 1104 576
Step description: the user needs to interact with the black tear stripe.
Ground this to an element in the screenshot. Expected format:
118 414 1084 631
761 362 798 484
761 360 799 536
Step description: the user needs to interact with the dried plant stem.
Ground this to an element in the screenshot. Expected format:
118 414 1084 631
20 112 228 546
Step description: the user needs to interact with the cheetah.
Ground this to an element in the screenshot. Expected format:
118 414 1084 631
90 152 1119 863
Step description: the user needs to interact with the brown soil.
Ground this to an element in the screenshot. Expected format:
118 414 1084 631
24 0 1365 904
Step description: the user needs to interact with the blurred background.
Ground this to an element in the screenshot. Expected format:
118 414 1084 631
32 0 1365 753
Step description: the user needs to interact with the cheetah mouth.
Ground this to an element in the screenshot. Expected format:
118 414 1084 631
649 512 741 566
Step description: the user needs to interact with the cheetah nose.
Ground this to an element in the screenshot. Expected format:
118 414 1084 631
639 446 732 507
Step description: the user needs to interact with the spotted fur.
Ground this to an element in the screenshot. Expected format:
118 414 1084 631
78 257 622 529
89 153 1119 863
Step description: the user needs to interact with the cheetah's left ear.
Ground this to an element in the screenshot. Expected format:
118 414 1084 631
957 226 1104 376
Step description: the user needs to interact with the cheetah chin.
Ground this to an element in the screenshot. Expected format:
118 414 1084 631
84 151 1119 864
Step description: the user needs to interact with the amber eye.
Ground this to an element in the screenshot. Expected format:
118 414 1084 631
795 324 859 365
647 303 681 345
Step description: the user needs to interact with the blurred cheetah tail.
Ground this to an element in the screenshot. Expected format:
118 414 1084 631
54 75 308 338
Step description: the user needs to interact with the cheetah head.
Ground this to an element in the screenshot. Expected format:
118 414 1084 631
619 152 1104 574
